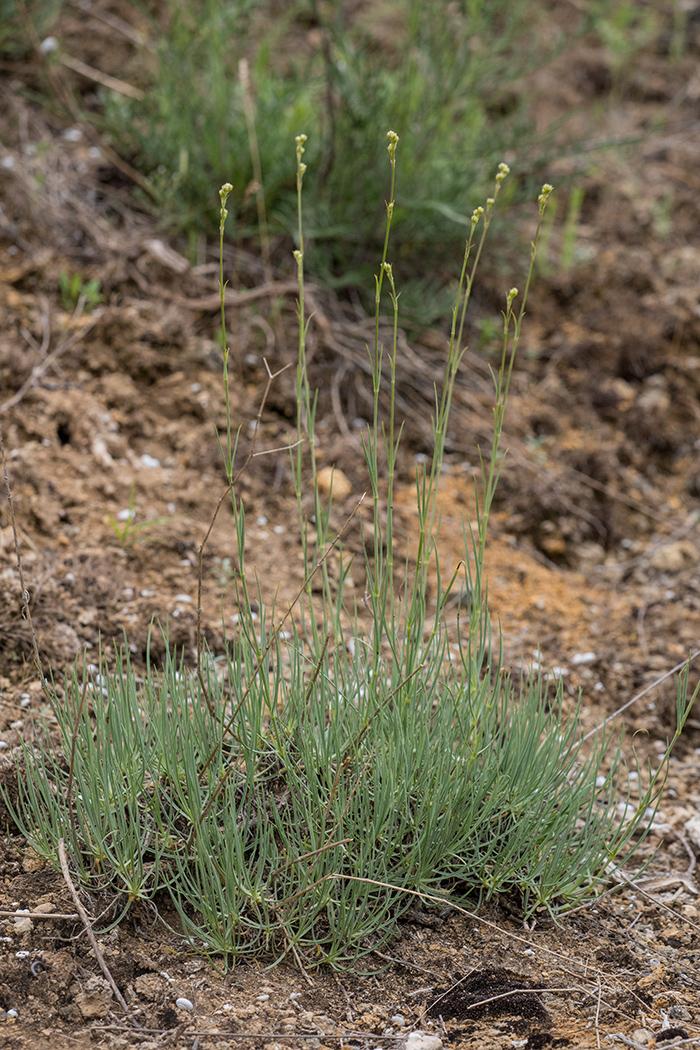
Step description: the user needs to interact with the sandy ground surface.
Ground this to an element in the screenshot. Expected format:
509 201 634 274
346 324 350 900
1 2 700 1048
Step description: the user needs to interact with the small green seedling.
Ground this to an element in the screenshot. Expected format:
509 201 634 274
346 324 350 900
107 484 176 548
59 271 104 313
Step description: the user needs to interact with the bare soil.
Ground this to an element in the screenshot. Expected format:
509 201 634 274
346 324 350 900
1 3 700 1048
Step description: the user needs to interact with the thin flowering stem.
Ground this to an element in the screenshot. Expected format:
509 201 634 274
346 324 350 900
218 183 234 480
365 132 399 636
476 181 554 569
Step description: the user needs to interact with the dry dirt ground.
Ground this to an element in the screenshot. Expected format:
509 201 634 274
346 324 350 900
1 3 700 1048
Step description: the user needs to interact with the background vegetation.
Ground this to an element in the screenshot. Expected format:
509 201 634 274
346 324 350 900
2 0 663 322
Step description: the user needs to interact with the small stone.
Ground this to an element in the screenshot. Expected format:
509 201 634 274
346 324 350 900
316 466 352 501
632 1032 653 1047
134 974 164 1000
314 1014 339 1035
650 541 696 573
574 541 606 567
33 902 55 914
22 849 46 874
405 1033 443 1050
76 976 113 1018
13 917 33 935
684 813 700 851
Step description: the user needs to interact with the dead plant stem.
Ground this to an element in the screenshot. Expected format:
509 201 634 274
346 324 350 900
57 838 131 1015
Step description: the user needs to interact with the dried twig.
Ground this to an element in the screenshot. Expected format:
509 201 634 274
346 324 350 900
93 1025 408 1041
58 53 144 98
57 839 130 1015
0 318 99 415
581 648 700 744
0 909 78 920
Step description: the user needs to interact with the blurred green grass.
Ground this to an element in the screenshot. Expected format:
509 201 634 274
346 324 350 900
4 0 666 323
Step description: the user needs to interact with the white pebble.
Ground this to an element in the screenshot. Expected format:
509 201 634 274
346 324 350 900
116 508 134 522
405 1033 443 1050
6 1009 18 1018
572 652 596 665
40 36 58 53
173 594 192 604
140 454 160 469
176 997 194 1011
